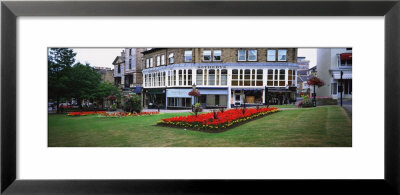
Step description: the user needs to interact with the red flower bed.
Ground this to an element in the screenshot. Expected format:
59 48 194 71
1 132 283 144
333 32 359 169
102 112 159 118
157 107 278 131
67 111 106 116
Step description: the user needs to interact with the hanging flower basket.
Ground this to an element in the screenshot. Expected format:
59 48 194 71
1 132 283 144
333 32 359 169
307 76 325 87
188 89 201 97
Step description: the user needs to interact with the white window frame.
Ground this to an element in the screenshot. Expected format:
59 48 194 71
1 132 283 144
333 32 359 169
161 55 165 65
184 50 193 62
238 50 246 61
156 56 160 66
169 53 174 64
203 50 211 61
213 50 222 61
267 50 276 61
146 59 149 68
278 49 287 61
150 58 153 67
248 49 257 61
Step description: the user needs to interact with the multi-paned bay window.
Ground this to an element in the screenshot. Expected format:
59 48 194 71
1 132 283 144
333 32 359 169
232 69 263 86
208 69 216 86
267 70 273 86
221 69 228 85
188 70 192 85
288 70 296 86
196 69 203 85
279 69 285 86
184 50 192 62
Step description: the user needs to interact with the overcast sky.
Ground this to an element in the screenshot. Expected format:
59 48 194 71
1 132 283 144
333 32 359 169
73 48 317 69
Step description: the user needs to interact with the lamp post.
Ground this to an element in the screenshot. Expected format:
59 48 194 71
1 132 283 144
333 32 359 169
311 68 317 107
192 83 196 111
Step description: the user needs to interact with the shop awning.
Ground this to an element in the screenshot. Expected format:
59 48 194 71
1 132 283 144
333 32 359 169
133 87 142 94
340 53 352 60
333 73 352 79
146 88 165 95
231 88 263 91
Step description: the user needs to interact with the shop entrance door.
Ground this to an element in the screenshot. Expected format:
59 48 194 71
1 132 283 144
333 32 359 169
234 92 242 106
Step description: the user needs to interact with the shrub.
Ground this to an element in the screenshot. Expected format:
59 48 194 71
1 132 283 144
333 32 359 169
317 97 337 106
125 93 142 113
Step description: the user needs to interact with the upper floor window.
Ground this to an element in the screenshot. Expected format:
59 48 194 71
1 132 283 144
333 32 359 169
248 50 257 61
156 56 161 66
184 50 193 62
150 58 154 67
161 55 165 65
169 53 174 64
118 65 121 73
339 53 352 67
145 59 150 68
203 50 211 61
267 50 276 61
238 50 246 61
278 50 287 61
213 50 222 61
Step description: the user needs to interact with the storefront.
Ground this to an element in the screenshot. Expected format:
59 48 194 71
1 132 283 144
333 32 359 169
266 87 297 105
166 88 192 109
143 88 166 109
231 88 264 107
197 88 228 108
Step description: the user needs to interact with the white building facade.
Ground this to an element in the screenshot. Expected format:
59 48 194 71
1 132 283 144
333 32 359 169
316 48 352 99
142 48 299 109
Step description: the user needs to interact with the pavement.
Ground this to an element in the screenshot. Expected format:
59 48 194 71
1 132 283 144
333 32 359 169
338 99 352 118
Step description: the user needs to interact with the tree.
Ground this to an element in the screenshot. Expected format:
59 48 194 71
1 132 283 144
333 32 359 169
48 48 76 112
66 63 101 108
93 82 120 108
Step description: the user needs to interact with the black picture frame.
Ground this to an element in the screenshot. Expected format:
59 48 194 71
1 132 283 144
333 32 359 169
1 0 399 194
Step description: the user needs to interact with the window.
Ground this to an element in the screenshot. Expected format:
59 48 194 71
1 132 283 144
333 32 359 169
156 56 160 66
213 50 221 61
161 55 165 65
244 69 251 86
184 50 192 62
267 50 276 61
288 70 293 86
274 69 278 86
208 69 215 86
267 69 273 86
203 69 208 85
232 69 239 86
238 50 246 61
278 50 287 61
196 69 203 85
203 50 211 61
256 69 263 86
179 70 183 85
279 69 285 86
118 65 121 73
221 69 227 85
145 59 149 68
343 80 352 95
150 58 153 67
188 70 192 85
248 50 257 61
332 83 337 95
169 53 174 64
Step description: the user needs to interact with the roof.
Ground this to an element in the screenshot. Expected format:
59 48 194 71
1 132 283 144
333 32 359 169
141 48 166 54
298 75 311 82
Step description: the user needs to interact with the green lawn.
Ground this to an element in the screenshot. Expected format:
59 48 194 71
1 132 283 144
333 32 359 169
48 106 351 147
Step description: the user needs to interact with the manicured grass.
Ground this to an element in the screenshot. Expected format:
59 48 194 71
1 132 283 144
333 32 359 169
48 106 351 147
270 104 297 109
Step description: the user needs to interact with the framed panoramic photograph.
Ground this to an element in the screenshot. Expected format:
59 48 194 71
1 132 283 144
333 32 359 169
2 0 400 194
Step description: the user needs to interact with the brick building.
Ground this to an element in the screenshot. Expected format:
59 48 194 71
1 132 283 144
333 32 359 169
142 48 299 109
112 48 146 93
